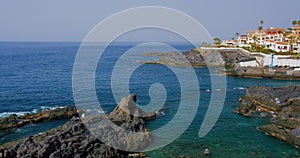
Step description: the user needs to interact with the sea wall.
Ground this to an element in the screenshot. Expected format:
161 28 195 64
251 52 300 67
231 67 300 80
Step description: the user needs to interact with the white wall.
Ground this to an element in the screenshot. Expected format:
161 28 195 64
238 60 258 67
255 53 300 67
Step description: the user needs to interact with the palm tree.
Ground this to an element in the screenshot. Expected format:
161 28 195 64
260 20 264 28
253 35 257 41
213 38 221 46
258 26 263 45
292 20 297 27
288 35 295 52
288 35 297 53
235 32 240 40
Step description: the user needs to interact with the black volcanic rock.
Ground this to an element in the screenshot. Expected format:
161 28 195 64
0 94 154 158
236 85 300 148
0 115 18 131
235 85 300 117
0 106 79 131
108 94 156 122
141 48 255 68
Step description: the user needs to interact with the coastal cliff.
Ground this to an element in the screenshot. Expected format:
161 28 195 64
141 48 254 68
0 94 155 158
236 85 300 148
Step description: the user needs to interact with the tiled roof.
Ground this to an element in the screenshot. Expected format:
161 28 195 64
275 41 288 45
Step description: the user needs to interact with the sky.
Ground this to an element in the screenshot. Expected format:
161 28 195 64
0 0 299 42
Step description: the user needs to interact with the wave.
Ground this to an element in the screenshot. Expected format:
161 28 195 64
86 109 105 113
0 106 73 118
0 111 31 118
0 106 107 118
40 106 66 110
233 87 245 90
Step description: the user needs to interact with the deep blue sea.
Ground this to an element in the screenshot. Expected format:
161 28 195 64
1 42 300 157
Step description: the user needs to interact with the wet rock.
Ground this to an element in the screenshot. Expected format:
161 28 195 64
0 114 18 130
235 85 300 117
0 106 78 131
236 85 300 148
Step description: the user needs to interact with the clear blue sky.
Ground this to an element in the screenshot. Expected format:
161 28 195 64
0 0 299 42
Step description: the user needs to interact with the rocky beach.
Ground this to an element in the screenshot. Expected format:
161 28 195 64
0 94 156 158
236 85 300 148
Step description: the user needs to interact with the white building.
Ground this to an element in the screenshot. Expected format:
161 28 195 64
270 41 290 52
238 35 251 47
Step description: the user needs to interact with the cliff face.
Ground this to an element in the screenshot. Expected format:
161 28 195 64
236 85 300 148
0 94 155 158
141 48 255 68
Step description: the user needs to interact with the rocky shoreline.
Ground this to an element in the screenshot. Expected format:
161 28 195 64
140 48 300 80
141 48 254 68
235 85 300 148
0 106 78 131
0 94 156 158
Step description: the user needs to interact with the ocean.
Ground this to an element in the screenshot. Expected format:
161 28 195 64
1 42 300 157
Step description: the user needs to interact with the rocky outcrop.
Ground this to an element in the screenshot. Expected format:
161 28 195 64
236 85 300 148
140 48 254 68
141 48 300 80
235 85 300 117
0 94 154 158
0 106 78 131
108 94 156 123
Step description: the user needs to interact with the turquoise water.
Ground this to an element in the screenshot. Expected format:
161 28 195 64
146 76 300 158
1 42 300 157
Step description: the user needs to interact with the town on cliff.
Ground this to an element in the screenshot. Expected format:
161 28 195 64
216 20 300 54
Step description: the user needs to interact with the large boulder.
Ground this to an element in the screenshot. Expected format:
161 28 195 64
108 94 156 123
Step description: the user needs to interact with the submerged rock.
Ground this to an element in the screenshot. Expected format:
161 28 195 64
0 94 154 158
236 85 300 148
